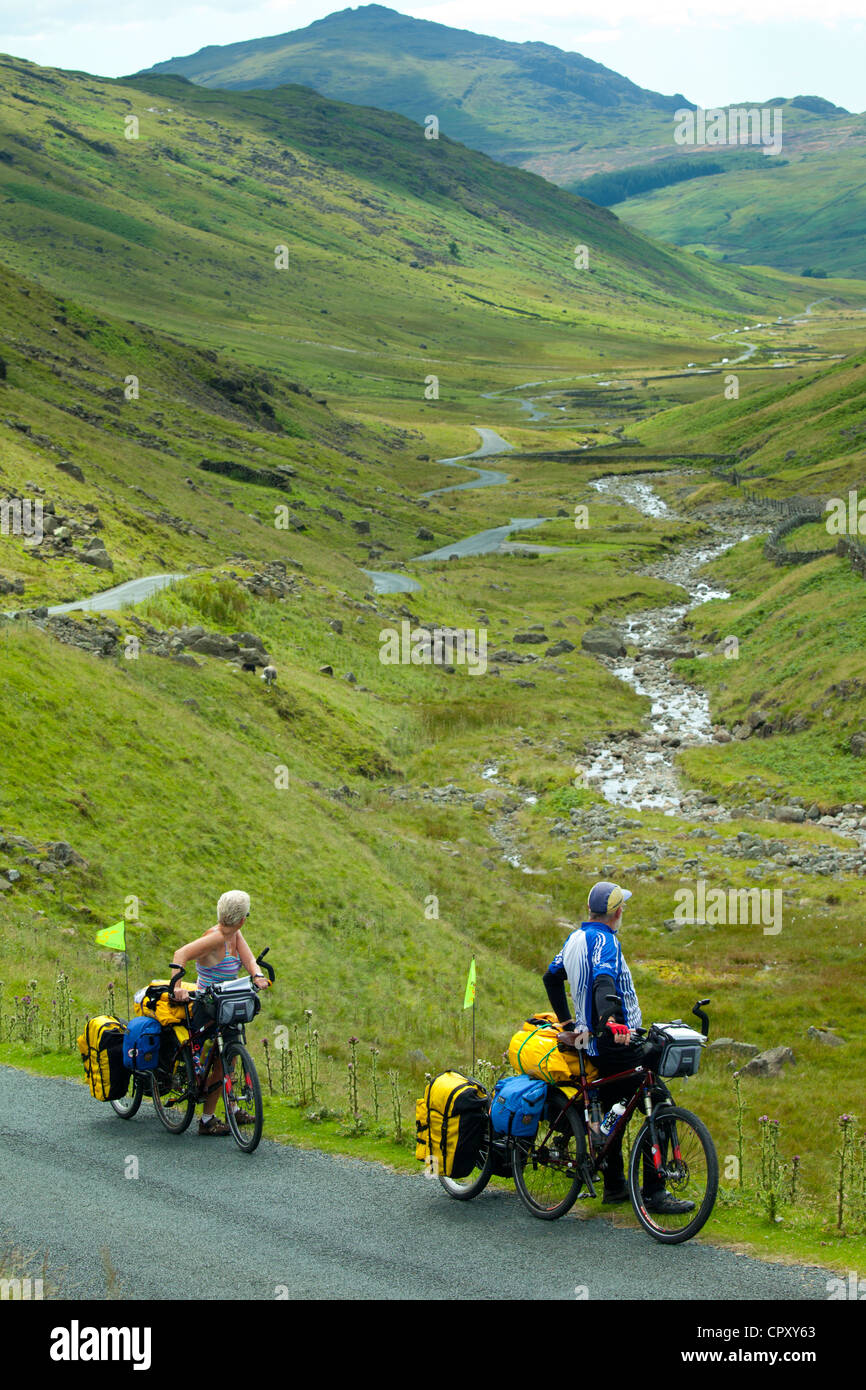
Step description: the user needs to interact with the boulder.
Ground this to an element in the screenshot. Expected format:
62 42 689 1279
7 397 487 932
187 633 240 658
46 841 87 867
5 835 36 851
775 806 806 823
514 631 548 645
237 647 267 668
230 632 266 651
351 520 370 534
79 548 113 571
56 460 85 482
416 528 434 541
707 1038 760 1058
581 626 626 658
806 1026 844 1047
545 639 575 657
737 1046 796 1078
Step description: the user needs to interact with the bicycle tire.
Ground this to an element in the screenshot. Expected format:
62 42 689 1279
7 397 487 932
151 1045 196 1134
110 1076 144 1119
627 1104 718 1244
437 1118 495 1200
512 1093 586 1220
224 1042 263 1153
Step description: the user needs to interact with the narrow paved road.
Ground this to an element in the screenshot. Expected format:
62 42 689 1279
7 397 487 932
419 426 514 498
0 1068 833 1301
45 573 186 616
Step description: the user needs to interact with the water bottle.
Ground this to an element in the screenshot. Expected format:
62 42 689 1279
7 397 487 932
600 1100 626 1136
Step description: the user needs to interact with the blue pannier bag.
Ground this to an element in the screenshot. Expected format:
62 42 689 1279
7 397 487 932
490 1075 548 1138
122 1015 162 1071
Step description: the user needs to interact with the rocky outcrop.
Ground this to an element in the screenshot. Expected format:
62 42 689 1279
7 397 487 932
581 626 626 658
198 458 295 489
737 1046 796 1078
806 1026 844 1047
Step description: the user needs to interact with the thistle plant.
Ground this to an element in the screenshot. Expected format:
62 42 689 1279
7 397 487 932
853 1133 866 1230
305 1010 318 1104
54 971 73 1050
261 1037 274 1096
346 1037 361 1132
473 1057 505 1096
370 1046 380 1124
837 1113 857 1230
389 1068 403 1143
279 1042 289 1097
757 1115 783 1222
732 1071 746 1186
789 1154 800 1204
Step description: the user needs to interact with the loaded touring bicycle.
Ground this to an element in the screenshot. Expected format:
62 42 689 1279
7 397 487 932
85 949 276 1153
421 998 718 1244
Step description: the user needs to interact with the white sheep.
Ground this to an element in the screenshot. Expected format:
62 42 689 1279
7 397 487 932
261 663 277 686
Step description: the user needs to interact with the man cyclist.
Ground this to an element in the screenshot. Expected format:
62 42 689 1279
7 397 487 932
543 880 694 1215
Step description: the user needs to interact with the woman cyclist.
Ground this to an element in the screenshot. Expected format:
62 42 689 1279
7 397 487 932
169 889 270 1135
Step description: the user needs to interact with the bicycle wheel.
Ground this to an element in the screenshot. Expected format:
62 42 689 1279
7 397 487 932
627 1105 718 1244
224 1042 263 1153
512 1094 586 1220
151 1045 196 1134
110 1076 144 1119
437 1118 495 1200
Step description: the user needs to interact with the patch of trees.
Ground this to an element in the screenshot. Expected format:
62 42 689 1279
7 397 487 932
572 152 786 207
572 156 727 206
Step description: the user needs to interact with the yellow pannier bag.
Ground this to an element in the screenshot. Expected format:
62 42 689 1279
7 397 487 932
508 1012 599 1085
415 1071 488 1179
76 1015 130 1101
134 981 197 1028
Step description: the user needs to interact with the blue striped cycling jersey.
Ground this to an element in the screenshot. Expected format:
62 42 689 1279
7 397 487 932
547 922 641 1057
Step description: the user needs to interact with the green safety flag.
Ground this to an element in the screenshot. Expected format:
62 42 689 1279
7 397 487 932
463 957 476 1010
95 920 126 951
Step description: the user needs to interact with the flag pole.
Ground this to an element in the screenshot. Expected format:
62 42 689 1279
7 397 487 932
472 987 476 1077
463 954 477 1074
124 948 130 1022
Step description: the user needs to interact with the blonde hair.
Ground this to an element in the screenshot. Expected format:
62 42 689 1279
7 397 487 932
217 890 250 927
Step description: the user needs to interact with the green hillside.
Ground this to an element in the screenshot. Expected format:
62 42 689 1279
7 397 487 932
143 3 689 164
0 49 814 405
636 350 866 496
140 5 866 279
615 128 866 278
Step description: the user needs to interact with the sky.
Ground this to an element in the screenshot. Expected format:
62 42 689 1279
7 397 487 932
0 1 863 112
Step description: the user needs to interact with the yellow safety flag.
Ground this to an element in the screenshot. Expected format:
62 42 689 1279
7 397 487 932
463 957 476 1010
95 920 126 951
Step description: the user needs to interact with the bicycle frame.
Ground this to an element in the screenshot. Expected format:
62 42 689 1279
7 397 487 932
531 1045 665 1193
